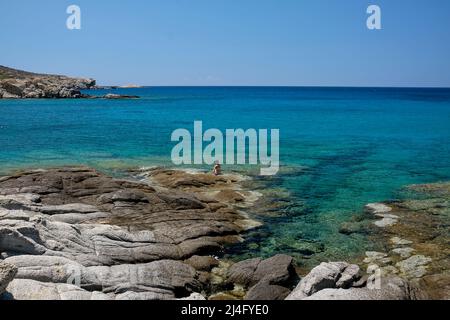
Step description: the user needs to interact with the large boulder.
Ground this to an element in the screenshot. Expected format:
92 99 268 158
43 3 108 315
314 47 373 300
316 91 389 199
227 258 261 286
227 255 297 287
245 281 291 300
286 262 360 300
226 255 298 301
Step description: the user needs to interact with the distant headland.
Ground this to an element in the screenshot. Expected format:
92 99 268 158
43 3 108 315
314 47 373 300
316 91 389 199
0 65 139 99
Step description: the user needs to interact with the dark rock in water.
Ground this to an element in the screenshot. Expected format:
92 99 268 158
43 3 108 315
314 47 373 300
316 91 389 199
338 221 371 235
101 93 140 99
245 281 291 300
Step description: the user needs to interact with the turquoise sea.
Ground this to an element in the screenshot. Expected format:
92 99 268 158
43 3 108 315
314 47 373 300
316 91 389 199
1 87 450 267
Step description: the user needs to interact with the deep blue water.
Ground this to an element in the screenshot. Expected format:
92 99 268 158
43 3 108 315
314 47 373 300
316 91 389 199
1 87 450 266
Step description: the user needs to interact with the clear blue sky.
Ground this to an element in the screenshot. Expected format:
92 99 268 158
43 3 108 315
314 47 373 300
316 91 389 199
1 0 450 87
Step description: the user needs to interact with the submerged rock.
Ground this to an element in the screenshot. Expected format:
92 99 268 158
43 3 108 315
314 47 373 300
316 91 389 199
396 255 432 279
363 251 392 265
390 237 413 246
391 247 415 259
101 94 140 99
374 216 399 228
365 203 392 214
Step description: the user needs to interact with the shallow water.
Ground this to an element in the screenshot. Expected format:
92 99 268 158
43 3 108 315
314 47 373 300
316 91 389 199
1 87 450 267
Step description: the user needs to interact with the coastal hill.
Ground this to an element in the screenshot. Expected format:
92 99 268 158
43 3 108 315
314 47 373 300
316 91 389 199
0 65 140 99
0 65 96 99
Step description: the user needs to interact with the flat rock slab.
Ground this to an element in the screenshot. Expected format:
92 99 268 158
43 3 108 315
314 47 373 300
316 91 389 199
0 167 260 300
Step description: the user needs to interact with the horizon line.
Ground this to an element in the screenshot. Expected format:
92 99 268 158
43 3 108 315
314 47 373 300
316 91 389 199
95 85 450 89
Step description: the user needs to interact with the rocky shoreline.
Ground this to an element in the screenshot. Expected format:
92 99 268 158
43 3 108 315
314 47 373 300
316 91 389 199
0 65 138 99
0 166 447 300
360 183 450 300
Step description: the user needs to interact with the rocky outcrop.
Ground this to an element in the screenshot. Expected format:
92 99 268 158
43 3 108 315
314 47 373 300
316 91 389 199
0 66 95 99
3 255 199 298
0 65 143 99
285 261 425 300
302 276 416 300
0 167 260 300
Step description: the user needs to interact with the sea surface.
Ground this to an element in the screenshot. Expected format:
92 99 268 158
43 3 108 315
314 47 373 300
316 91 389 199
1 87 450 267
